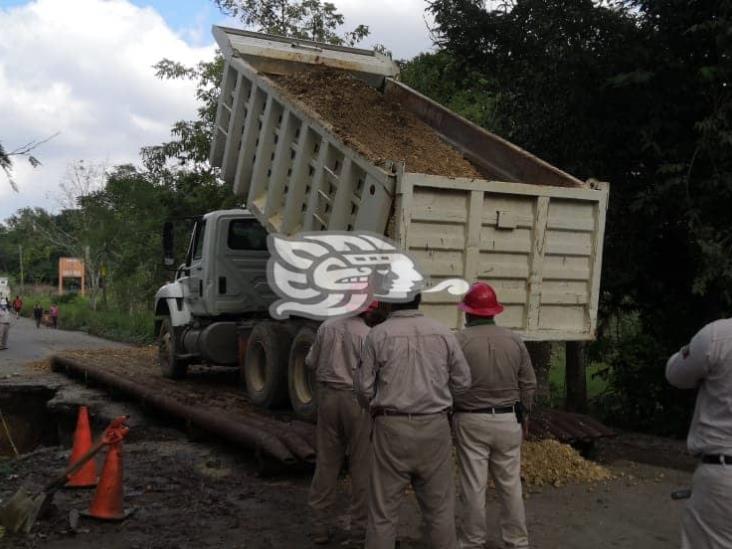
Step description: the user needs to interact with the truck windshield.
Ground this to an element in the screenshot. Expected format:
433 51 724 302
228 219 268 251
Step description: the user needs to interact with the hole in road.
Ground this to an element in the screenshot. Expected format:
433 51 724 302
0 386 59 456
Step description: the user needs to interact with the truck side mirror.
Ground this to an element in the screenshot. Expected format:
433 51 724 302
163 221 175 267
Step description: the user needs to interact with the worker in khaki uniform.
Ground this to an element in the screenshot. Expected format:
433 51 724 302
355 294 472 549
666 318 732 549
453 283 536 549
305 303 377 544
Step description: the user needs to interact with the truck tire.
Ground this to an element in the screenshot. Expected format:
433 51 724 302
288 325 317 422
159 318 188 379
245 321 292 409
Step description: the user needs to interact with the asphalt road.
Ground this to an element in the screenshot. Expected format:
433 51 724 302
0 316 126 374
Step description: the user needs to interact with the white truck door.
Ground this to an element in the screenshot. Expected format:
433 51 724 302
207 215 274 315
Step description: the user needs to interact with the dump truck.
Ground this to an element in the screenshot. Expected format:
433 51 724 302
153 27 609 422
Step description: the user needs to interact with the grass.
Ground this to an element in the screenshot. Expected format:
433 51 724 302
548 343 610 408
18 292 155 345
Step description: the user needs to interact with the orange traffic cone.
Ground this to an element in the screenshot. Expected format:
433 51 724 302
66 406 97 488
81 440 133 521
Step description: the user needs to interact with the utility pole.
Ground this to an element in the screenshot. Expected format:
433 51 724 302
18 244 24 295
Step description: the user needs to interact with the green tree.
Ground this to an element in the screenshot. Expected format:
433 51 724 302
213 0 369 45
399 51 498 129
426 0 732 433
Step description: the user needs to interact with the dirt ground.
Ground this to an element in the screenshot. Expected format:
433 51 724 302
273 68 482 179
0 323 693 548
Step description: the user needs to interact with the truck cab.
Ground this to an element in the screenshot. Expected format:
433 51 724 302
154 210 275 370
154 208 319 421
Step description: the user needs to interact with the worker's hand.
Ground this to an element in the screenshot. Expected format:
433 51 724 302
522 417 530 440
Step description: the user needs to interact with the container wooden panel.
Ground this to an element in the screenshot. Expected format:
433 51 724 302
396 173 609 340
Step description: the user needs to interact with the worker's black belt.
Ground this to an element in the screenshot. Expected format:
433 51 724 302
454 405 515 414
371 408 449 418
701 454 732 465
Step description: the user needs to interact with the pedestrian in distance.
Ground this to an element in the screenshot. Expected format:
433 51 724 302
666 317 732 549
356 293 472 549
33 303 43 328
0 303 11 350
306 302 380 545
452 282 537 549
12 295 22 318
49 303 59 329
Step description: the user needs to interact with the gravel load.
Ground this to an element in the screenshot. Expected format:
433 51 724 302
272 68 482 179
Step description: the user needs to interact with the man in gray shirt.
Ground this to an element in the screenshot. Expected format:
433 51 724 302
306 305 376 544
356 293 471 549
666 318 732 549
453 282 536 549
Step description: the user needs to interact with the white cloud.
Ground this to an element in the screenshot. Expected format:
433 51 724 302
0 0 215 220
335 0 435 59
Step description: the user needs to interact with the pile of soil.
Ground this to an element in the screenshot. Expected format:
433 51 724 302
521 439 613 487
272 68 482 179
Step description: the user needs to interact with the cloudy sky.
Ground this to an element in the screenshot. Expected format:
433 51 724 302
0 0 434 221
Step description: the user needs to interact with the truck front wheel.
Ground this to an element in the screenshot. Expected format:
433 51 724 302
159 318 188 379
288 325 317 422
245 321 292 409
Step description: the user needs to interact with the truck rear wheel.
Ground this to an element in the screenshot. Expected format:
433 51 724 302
245 321 292 409
288 325 317 423
159 318 188 379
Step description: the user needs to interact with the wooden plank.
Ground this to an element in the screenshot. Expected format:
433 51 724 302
587 183 609 338
233 84 266 197
411 175 605 202
540 291 589 305
281 125 316 234
407 234 466 251
327 157 353 230
409 209 468 225
247 95 279 207
463 190 483 284
479 238 532 254
476 263 531 279
303 141 330 230
546 216 596 232
542 267 591 281
526 196 550 331
221 73 248 183
394 169 415 251
354 173 394 233
209 61 233 168
544 240 593 257
264 110 298 221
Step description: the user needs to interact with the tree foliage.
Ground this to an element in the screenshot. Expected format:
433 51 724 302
0 133 58 191
418 0 732 433
213 0 369 45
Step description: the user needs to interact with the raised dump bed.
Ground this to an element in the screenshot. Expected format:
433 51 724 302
210 27 609 340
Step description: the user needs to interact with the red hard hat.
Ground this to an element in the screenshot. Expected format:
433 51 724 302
458 282 504 317
366 300 380 312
